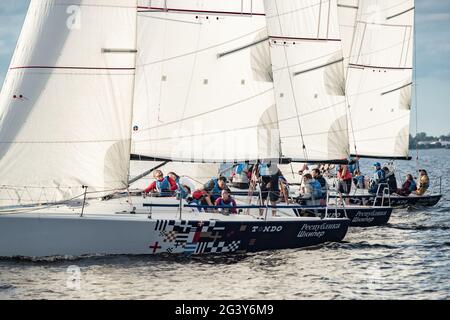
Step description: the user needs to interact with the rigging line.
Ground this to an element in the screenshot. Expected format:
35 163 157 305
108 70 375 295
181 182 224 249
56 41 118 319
413 5 420 172
343 0 360 157
177 21 202 136
273 1 308 161
126 0 139 191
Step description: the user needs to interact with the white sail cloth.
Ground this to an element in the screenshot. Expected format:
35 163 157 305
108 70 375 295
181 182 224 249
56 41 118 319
132 0 279 163
337 0 359 72
263 0 349 163
0 0 137 205
345 0 414 158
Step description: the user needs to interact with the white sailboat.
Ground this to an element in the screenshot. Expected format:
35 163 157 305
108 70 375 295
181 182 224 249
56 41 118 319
0 0 355 258
334 0 442 207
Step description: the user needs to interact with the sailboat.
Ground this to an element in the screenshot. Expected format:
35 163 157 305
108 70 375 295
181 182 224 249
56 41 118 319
131 0 394 228
332 0 442 208
0 0 356 258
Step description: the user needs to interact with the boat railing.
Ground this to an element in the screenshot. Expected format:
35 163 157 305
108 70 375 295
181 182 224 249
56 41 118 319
429 176 442 195
142 202 327 221
374 183 391 207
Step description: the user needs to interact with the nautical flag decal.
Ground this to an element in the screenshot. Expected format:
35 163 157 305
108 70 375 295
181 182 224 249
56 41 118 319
155 220 169 231
195 242 209 254
184 243 197 254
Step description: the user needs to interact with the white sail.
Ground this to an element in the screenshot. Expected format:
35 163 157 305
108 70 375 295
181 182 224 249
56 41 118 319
346 0 414 159
263 0 349 162
0 0 137 205
132 0 279 163
337 0 359 71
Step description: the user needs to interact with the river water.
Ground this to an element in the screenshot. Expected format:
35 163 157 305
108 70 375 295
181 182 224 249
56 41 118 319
0 149 449 300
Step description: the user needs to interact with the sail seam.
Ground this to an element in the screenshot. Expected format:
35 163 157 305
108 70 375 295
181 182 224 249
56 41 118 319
0 139 130 144
10 66 135 71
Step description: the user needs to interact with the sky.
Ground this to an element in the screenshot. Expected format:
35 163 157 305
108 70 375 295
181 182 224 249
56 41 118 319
0 0 449 136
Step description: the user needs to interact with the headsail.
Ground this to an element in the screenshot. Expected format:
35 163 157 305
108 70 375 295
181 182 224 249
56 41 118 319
132 0 279 163
0 0 137 205
337 0 359 72
345 0 414 159
263 0 350 163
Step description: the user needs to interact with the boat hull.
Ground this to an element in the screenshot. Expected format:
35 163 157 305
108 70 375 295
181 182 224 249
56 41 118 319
0 214 350 258
331 194 442 208
293 206 393 227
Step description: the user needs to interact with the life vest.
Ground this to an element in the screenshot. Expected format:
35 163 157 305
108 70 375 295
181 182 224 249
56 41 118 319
310 180 323 199
211 179 222 197
217 198 236 214
175 178 188 199
156 177 172 196
374 169 386 183
259 163 277 177
235 164 246 175
409 180 417 192
420 176 430 189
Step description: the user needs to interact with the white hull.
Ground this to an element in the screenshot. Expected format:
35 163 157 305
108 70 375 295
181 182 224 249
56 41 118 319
0 195 350 258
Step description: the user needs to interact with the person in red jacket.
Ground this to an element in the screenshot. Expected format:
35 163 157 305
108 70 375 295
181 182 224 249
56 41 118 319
143 170 178 197
337 165 352 204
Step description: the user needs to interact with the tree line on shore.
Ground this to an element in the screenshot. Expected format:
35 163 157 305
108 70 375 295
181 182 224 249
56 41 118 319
409 132 450 149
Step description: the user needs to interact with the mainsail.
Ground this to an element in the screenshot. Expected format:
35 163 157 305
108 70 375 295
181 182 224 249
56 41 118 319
132 0 279 163
263 0 350 162
0 0 138 205
344 0 414 159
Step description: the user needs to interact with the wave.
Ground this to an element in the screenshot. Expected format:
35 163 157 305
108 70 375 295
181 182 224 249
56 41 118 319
386 224 450 231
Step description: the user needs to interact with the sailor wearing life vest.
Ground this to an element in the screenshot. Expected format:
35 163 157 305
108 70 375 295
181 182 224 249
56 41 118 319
203 176 230 205
168 172 195 199
214 189 237 215
368 162 387 194
143 170 178 197
415 169 430 196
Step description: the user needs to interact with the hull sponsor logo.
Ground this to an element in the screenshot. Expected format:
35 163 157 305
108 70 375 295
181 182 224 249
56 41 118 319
297 223 342 238
252 225 283 233
352 210 388 223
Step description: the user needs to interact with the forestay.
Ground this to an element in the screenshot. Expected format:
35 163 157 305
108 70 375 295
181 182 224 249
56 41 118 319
263 0 349 162
132 0 280 163
0 0 137 205
345 0 414 159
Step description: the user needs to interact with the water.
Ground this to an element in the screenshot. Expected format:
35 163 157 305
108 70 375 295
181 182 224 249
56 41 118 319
0 149 449 300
